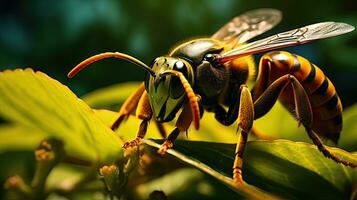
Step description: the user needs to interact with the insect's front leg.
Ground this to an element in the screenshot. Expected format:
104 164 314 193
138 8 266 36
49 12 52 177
122 90 152 149
111 83 145 130
158 96 201 154
154 120 167 139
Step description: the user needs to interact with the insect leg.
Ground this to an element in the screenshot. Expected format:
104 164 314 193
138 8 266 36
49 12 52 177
290 77 357 168
253 75 290 119
253 74 357 167
214 104 239 126
214 85 241 126
157 128 180 155
111 83 145 130
306 128 357 168
233 85 254 185
158 102 194 154
253 74 314 128
122 91 152 149
154 121 167 139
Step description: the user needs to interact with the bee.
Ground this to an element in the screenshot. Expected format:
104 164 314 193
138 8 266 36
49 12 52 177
68 9 356 185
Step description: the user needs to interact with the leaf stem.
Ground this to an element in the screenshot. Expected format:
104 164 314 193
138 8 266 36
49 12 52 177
31 139 64 199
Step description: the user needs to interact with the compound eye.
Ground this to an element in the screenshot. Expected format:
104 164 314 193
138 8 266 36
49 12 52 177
173 61 188 77
170 61 187 99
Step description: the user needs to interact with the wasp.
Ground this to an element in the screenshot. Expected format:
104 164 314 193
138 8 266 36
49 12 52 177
68 9 356 185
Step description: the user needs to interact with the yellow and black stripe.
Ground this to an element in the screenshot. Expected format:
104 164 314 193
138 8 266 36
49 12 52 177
255 51 342 143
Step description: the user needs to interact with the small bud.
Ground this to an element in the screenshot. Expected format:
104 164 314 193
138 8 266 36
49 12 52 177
35 148 55 161
4 175 31 198
4 175 24 189
32 139 64 198
99 165 118 177
99 164 120 192
35 140 63 161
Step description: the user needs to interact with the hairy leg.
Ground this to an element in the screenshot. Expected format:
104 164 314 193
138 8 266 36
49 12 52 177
111 83 145 130
122 91 152 148
158 102 193 154
232 85 254 185
253 74 356 168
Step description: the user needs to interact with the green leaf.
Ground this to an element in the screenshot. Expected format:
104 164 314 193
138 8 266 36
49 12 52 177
134 168 208 199
143 140 281 200
143 139 357 200
0 124 45 153
0 69 122 163
134 168 251 200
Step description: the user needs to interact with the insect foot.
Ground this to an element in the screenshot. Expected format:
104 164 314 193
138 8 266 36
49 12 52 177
123 138 142 149
158 140 174 155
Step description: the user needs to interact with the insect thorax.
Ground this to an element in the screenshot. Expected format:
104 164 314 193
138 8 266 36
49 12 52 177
169 38 253 108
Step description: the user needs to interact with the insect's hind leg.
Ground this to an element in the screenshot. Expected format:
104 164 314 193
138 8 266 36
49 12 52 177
233 74 310 185
253 74 357 168
111 82 146 130
287 76 356 167
122 90 152 149
306 128 357 168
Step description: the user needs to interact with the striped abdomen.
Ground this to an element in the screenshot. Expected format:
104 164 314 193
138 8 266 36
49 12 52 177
255 51 342 143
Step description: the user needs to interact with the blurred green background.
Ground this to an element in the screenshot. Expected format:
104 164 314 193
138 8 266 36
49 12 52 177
0 0 356 106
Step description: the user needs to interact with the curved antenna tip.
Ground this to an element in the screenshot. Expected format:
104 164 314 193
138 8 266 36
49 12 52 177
67 52 155 79
67 72 74 78
67 66 81 78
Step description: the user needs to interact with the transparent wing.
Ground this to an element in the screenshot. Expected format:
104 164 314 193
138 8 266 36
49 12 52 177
212 8 282 45
217 22 355 63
